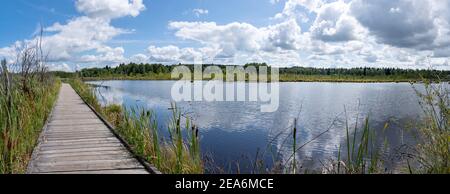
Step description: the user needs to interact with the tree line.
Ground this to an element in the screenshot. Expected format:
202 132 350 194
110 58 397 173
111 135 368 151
54 62 450 80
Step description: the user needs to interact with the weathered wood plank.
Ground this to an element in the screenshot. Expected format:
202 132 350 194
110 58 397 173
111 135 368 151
34 158 140 167
39 143 124 151
41 139 120 146
38 146 126 155
50 114 99 120
43 132 113 138
46 124 110 131
48 120 104 126
34 154 134 163
42 137 120 144
38 169 149 174
36 150 133 158
31 159 143 173
43 135 117 141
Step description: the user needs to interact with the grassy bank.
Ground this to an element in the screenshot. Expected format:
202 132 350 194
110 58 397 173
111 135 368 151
0 60 61 174
67 78 203 174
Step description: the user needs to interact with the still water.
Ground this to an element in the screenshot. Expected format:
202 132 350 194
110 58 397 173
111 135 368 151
88 80 424 173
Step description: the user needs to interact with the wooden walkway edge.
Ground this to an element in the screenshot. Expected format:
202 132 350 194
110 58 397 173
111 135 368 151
27 83 155 174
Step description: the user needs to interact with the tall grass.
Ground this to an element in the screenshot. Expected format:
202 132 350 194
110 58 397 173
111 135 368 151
68 78 203 174
412 81 449 174
323 116 386 174
0 59 60 174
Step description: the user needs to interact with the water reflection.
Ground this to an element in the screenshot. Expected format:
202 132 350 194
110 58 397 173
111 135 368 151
88 80 425 173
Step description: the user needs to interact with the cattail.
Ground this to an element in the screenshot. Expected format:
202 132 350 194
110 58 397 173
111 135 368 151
195 127 199 138
293 119 297 140
176 119 180 131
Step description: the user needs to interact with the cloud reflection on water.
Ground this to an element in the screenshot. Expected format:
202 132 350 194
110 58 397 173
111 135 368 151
89 80 424 172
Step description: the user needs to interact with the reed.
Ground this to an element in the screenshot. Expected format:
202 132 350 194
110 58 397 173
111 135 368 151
291 119 298 174
334 116 384 174
0 59 60 174
412 80 449 174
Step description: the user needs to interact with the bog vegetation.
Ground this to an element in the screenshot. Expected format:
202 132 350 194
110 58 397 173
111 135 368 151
0 34 60 173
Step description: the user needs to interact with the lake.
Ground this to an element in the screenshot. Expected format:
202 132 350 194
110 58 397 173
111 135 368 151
88 80 425 173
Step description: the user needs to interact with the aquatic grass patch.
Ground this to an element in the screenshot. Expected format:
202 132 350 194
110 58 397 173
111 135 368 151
325 116 386 174
111 104 203 174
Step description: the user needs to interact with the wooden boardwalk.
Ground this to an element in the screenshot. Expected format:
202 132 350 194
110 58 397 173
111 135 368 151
27 83 150 174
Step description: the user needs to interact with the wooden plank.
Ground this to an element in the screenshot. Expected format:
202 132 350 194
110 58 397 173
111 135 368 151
48 120 104 126
44 132 113 138
42 137 119 144
44 130 112 135
43 135 117 141
27 83 151 174
62 169 149 174
41 138 120 146
38 146 125 154
34 158 139 167
50 115 99 120
39 142 123 151
34 154 134 163
36 150 134 158
39 169 149 174
46 124 109 131
31 159 143 173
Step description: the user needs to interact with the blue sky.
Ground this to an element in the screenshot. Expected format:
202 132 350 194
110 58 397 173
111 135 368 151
0 0 449 71
1 0 281 52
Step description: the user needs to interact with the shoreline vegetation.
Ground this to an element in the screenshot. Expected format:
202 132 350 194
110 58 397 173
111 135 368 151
0 59 60 173
55 62 450 83
0 29 62 173
64 75 449 174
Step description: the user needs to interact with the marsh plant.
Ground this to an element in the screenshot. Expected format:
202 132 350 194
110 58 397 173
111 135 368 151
106 104 203 174
0 28 60 173
412 81 449 174
321 116 386 174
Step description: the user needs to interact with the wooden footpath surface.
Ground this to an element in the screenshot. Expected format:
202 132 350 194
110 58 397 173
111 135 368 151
27 83 150 174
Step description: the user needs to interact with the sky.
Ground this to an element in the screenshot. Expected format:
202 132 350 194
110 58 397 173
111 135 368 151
0 0 450 71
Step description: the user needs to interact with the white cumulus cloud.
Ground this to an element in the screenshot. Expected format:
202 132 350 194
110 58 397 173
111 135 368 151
76 0 146 20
